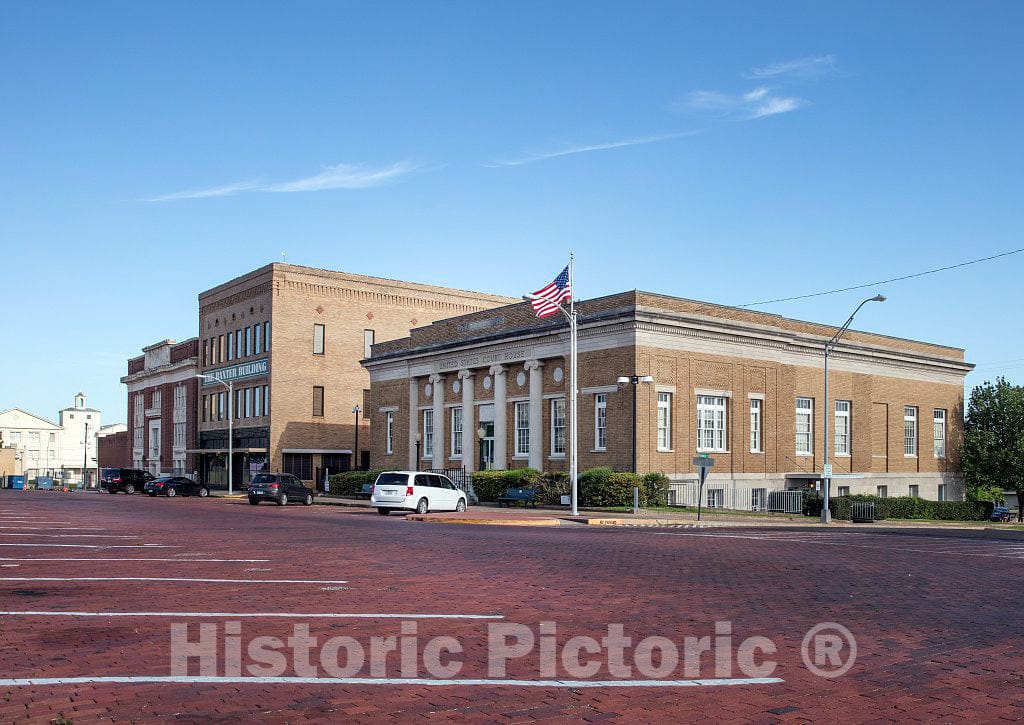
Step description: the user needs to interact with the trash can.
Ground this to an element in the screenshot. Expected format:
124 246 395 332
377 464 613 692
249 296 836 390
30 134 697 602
851 501 876 523
8 475 27 491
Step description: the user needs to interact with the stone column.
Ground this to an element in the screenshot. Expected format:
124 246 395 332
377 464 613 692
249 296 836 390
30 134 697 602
459 369 475 472
489 364 507 470
429 373 444 469
525 360 544 471
408 378 418 471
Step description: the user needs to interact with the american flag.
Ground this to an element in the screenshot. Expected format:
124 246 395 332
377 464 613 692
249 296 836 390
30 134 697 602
529 265 571 318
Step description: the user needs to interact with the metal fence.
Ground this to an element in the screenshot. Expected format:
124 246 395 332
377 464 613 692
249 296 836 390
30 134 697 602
425 467 479 505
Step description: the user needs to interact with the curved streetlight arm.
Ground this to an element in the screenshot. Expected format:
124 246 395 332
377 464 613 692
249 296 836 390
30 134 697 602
827 295 886 350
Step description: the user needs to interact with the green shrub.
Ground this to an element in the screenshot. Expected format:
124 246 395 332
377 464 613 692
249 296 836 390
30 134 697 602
471 469 541 502
642 472 671 507
328 470 383 496
804 493 993 521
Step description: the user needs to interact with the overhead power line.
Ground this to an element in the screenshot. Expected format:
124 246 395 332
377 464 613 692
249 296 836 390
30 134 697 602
736 246 1024 308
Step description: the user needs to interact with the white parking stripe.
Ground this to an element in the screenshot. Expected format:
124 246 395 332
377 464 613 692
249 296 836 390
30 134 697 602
0 544 175 549
0 557 271 563
0 675 782 688
0 611 504 619
0 577 346 584
0 533 138 539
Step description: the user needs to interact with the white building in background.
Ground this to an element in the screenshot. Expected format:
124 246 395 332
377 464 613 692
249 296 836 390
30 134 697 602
0 393 117 486
0 408 62 474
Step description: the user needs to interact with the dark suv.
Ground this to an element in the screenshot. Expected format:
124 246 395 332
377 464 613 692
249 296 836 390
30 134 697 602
101 468 155 495
247 473 314 506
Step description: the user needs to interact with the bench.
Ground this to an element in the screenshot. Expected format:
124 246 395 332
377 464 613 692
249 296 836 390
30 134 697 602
354 483 374 500
497 487 537 508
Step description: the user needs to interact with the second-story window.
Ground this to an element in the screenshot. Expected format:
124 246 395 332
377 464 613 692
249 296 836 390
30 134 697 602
313 386 324 417
313 324 325 355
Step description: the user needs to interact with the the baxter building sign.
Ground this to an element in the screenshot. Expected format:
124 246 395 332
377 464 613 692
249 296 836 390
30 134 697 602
201 358 269 386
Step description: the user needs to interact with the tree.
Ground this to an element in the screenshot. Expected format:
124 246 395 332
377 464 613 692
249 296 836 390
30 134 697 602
960 378 1024 521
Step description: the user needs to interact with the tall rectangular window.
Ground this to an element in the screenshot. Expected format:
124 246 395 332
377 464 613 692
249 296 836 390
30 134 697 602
254 324 262 354
594 394 607 451
795 397 814 454
364 329 375 359
933 409 947 459
551 399 566 455
450 407 463 457
657 392 672 450
697 395 727 452
254 385 261 417
218 335 224 363
835 400 851 455
236 389 243 420
202 340 208 366
749 399 762 453
201 394 208 423
386 412 395 454
227 332 234 361
938 483 947 501
313 386 324 417
313 324 325 355
264 322 270 351
514 401 530 456
423 410 434 458
245 327 252 357
245 387 252 418
263 385 269 416
236 329 242 359
904 406 918 456
217 392 225 421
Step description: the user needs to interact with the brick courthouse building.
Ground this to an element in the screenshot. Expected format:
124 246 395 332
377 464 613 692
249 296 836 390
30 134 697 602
363 291 973 505
193 263 514 488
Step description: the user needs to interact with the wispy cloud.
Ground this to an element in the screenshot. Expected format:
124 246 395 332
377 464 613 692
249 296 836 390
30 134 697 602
147 162 416 202
682 85 807 120
486 130 698 168
746 54 838 79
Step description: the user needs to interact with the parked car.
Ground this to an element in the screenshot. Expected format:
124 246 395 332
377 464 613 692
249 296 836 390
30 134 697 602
370 471 468 515
247 473 314 506
144 476 210 498
101 468 155 495
990 506 1011 522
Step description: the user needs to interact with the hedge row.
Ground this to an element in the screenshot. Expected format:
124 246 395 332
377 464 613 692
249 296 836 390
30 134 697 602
471 467 670 508
328 470 383 496
803 493 994 521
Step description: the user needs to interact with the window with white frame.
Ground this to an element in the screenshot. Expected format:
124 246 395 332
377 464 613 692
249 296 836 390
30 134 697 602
904 406 918 456
313 324 325 355
254 387 261 417
364 329 375 359
834 400 851 455
550 398 566 455
697 395 727 451
386 411 395 454
450 407 463 457
657 392 672 450
795 397 814 454
933 409 946 459
173 385 187 448
254 324 262 355
245 326 252 356
236 329 243 359
877 485 888 498
423 410 433 458
594 394 607 451
514 402 530 456
749 399 762 453
133 394 144 449
245 387 252 418
227 332 234 361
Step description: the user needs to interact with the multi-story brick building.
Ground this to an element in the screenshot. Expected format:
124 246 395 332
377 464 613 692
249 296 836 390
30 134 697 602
195 263 515 488
363 291 973 505
121 339 200 476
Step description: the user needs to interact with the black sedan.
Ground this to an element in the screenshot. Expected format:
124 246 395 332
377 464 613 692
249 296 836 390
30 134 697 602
144 476 210 498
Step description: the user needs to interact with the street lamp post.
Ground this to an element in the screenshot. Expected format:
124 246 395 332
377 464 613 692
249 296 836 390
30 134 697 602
196 374 234 495
821 295 886 523
352 405 362 470
414 433 422 471
616 375 654 474
476 426 487 471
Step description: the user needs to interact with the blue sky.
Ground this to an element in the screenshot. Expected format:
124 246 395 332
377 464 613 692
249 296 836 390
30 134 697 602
2 1 1022 423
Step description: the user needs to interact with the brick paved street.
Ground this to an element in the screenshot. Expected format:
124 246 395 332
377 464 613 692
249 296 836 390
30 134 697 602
0 489 1021 723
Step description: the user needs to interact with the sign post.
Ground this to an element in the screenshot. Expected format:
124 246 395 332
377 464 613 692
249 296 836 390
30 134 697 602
693 455 715 522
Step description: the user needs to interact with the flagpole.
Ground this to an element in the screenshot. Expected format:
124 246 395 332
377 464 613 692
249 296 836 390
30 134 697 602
569 253 578 517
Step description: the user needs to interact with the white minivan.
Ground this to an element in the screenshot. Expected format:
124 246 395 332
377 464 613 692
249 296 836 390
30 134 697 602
370 471 468 516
